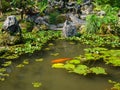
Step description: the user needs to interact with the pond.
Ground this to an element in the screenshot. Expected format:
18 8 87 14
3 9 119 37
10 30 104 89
0 39 118 90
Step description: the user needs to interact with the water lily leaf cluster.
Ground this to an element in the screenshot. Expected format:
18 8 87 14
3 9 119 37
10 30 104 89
0 68 9 81
66 34 120 48
84 47 120 67
52 59 107 75
0 30 61 59
109 80 120 90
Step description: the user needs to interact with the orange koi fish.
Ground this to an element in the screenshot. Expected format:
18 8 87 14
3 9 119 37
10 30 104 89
51 58 72 63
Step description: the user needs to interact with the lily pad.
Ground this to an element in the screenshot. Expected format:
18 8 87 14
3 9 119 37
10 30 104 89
50 53 59 56
90 67 107 75
23 60 29 65
35 58 43 62
73 65 88 75
64 63 75 70
2 61 12 67
16 64 24 68
68 59 80 64
52 63 64 68
32 82 42 88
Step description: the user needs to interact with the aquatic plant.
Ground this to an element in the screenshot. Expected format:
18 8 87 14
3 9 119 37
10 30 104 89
0 68 9 81
32 81 42 88
89 67 107 75
52 63 64 69
23 59 29 65
50 53 59 56
0 30 61 59
73 65 88 75
16 64 24 68
52 58 107 75
2 61 12 67
109 80 120 90
35 58 43 62
67 34 120 48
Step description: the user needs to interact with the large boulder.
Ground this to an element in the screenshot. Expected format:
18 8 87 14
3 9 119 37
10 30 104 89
62 20 77 37
0 15 22 45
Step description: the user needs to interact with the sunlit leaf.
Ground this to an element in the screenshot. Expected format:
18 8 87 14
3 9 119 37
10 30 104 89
69 59 80 64
52 63 64 68
64 63 75 70
73 65 88 75
90 67 107 75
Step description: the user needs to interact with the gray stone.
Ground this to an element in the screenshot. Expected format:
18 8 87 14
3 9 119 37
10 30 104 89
69 14 86 25
1 15 22 45
62 20 77 37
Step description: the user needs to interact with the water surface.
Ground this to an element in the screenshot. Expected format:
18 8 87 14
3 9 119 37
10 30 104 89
0 40 115 90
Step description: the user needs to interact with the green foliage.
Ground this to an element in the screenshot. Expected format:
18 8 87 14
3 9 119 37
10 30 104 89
94 0 120 7
16 64 25 68
64 63 75 70
67 34 120 48
49 12 60 24
86 14 100 34
68 59 81 64
2 61 12 67
90 67 107 75
73 65 88 75
38 0 48 13
1 0 10 12
77 0 82 4
109 80 120 90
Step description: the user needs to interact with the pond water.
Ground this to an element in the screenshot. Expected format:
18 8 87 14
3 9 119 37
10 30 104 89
0 39 117 90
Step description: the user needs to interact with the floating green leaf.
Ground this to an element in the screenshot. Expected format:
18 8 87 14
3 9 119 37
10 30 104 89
32 82 42 88
50 53 59 56
16 64 24 68
2 61 12 67
68 59 80 64
90 67 107 75
64 63 75 70
23 60 29 65
44 48 51 51
52 63 64 68
0 68 6 72
35 58 43 62
73 65 88 75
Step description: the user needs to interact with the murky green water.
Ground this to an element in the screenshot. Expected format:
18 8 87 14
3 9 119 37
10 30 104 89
0 40 116 90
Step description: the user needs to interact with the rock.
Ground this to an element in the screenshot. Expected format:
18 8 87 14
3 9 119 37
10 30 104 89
26 14 49 31
80 14 87 20
1 15 22 45
62 20 77 37
57 23 64 28
69 14 86 25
